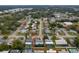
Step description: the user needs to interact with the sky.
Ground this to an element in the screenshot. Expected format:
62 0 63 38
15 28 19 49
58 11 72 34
0 0 79 5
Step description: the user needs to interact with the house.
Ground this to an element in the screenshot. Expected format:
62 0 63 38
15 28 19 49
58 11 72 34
47 49 56 53
25 39 32 49
55 37 68 47
25 39 32 45
0 36 8 44
20 28 27 33
7 39 13 45
63 22 73 28
64 22 73 25
23 49 32 53
0 38 5 44
0 51 9 53
45 39 53 45
45 39 54 48
68 48 78 53
35 39 43 45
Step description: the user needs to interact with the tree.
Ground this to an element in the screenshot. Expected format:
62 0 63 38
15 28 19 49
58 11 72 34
51 35 57 47
25 33 28 39
74 35 79 48
52 35 57 41
3 35 8 40
57 23 63 28
0 43 9 51
11 40 25 50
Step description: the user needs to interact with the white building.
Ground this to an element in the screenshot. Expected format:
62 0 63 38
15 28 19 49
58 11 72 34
47 49 56 53
45 39 54 45
55 37 67 46
64 22 73 26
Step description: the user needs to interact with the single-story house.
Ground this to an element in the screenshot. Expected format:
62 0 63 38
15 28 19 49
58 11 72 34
55 37 68 46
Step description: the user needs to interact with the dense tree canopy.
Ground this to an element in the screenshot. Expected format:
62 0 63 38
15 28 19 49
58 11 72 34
74 35 79 48
0 43 9 51
11 40 25 50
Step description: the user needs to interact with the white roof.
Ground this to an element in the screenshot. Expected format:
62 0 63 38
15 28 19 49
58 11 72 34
56 38 67 45
25 42 32 44
21 29 27 33
47 49 56 53
45 41 54 44
45 39 54 44
35 39 43 44
0 51 8 53
64 22 73 25
35 41 43 44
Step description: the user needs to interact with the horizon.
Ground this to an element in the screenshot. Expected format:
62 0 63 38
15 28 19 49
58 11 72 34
0 5 79 11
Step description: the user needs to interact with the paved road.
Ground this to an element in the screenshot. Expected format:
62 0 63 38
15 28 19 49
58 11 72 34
39 19 43 40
